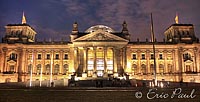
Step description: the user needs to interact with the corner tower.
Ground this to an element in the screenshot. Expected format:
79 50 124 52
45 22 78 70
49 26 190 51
164 14 199 43
2 12 37 43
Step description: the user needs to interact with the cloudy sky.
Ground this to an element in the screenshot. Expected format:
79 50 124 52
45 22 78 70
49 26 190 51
0 0 200 42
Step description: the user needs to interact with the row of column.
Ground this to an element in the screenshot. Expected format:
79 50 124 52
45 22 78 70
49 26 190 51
74 47 118 74
25 50 68 74
135 50 174 74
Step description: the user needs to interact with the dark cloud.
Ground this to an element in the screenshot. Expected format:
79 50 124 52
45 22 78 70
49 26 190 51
0 0 200 42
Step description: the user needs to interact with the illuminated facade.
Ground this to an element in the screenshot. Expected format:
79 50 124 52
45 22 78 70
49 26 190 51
0 13 200 83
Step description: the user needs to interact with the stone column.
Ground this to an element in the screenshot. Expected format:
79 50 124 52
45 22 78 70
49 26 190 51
178 48 183 73
172 50 176 73
17 47 24 82
17 47 23 73
146 50 150 74
25 51 27 74
0 51 2 73
74 47 78 71
2 47 7 72
164 50 167 73
33 50 37 74
83 47 88 73
155 51 159 74
60 50 64 74
178 48 183 82
50 50 54 74
93 47 97 72
192 47 197 72
195 48 200 72
137 50 141 74
42 50 46 74
113 48 118 73
104 47 107 72
24 50 29 73
123 47 127 72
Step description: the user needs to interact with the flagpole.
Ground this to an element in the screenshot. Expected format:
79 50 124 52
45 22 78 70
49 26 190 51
150 13 157 87
39 65 43 87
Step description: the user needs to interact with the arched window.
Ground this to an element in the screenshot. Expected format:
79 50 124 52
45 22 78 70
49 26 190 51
11 31 14 35
141 64 146 75
186 65 192 72
54 64 59 75
9 53 17 61
150 64 154 74
183 53 192 62
16 31 20 36
45 64 50 74
159 64 164 74
28 64 32 74
37 64 41 74
186 31 189 35
167 64 172 73
132 64 137 74
10 65 15 72
182 31 185 35
63 64 68 75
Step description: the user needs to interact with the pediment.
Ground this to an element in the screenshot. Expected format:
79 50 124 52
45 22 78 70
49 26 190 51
74 31 128 42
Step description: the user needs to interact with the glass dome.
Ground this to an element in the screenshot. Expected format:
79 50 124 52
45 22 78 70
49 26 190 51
85 25 114 33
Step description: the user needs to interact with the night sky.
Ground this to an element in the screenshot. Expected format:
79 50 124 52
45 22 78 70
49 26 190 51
0 0 200 42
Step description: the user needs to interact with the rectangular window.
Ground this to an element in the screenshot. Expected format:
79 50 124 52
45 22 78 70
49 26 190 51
159 54 163 59
55 54 59 60
47 54 50 60
132 54 136 60
141 54 145 60
151 54 154 59
64 54 68 60
38 54 41 60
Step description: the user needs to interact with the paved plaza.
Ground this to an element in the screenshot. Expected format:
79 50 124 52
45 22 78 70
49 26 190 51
0 86 199 102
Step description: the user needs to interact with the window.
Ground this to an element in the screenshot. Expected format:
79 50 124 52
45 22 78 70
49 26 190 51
63 64 68 74
168 64 172 73
150 64 154 74
37 64 41 74
46 54 50 60
183 53 192 61
186 65 191 72
45 64 50 74
132 64 137 74
141 64 146 74
38 54 41 60
141 54 145 60
159 54 163 59
10 65 15 72
55 54 59 60
132 54 136 60
150 54 154 59
10 53 17 61
64 54 68 60
159 64 164 74
28 64 32 74
54 64 59 75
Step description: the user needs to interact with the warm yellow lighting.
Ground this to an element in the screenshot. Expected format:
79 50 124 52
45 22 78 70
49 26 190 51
127 61 131 68
75 76 79 81
82 73 87 78
160 82 164 88
114 73 118 78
